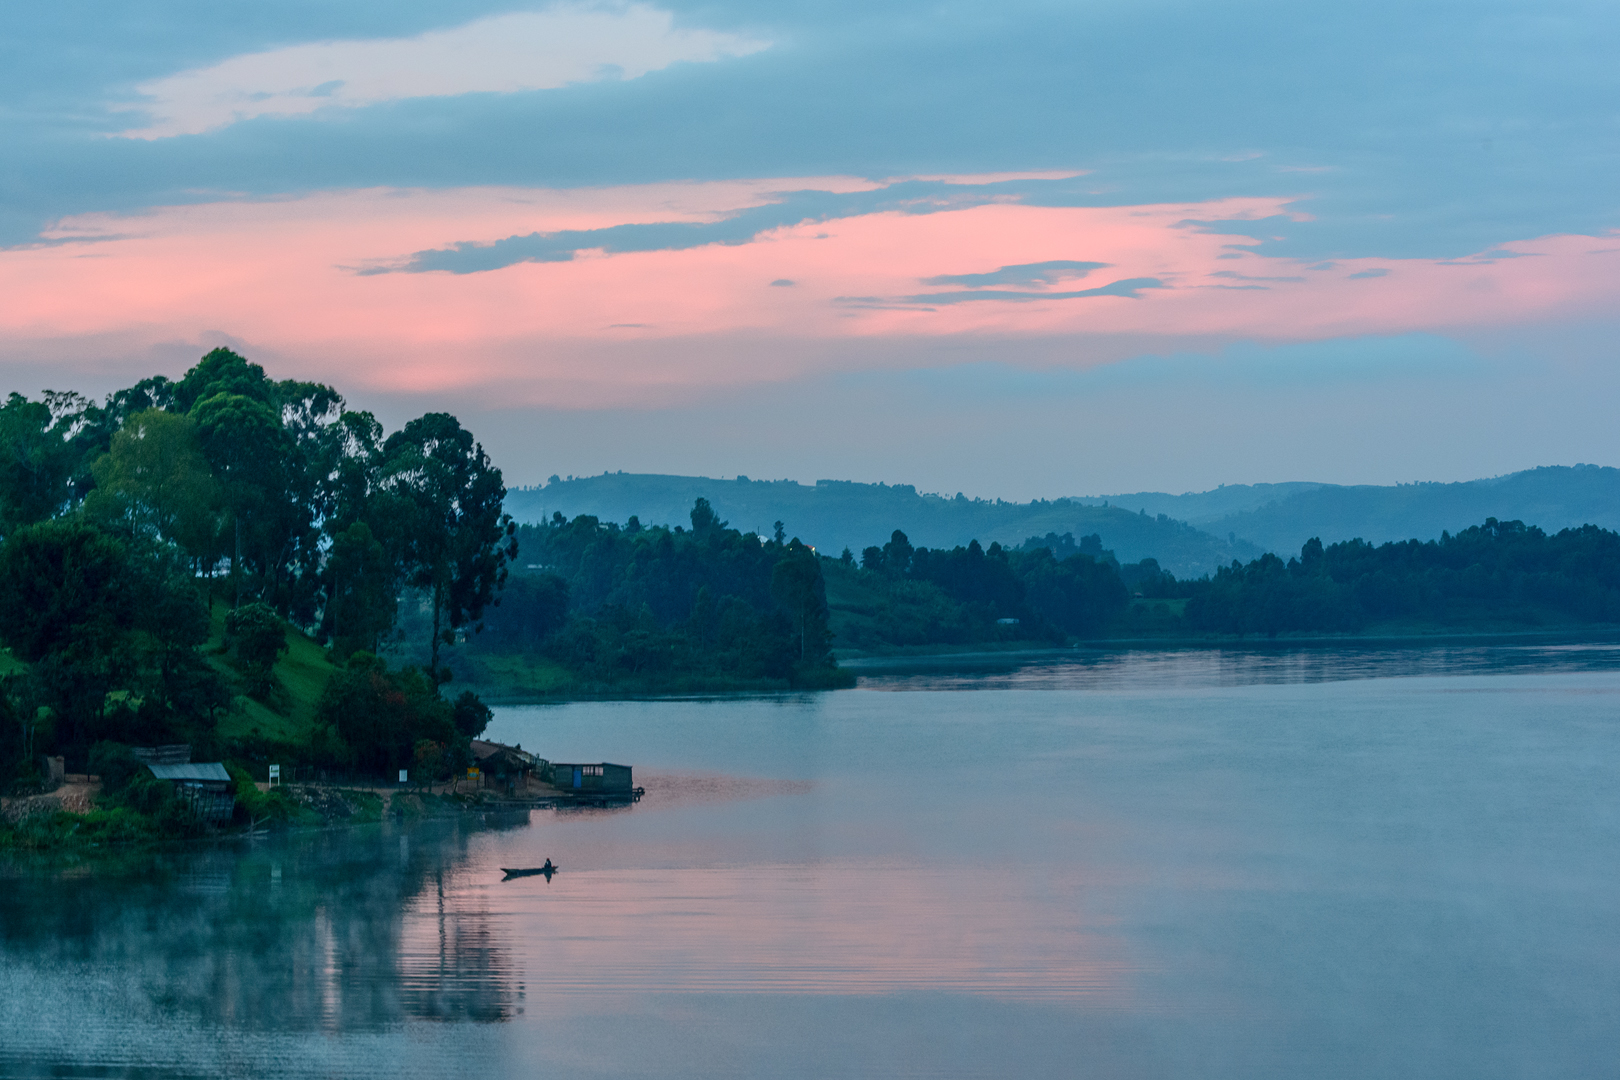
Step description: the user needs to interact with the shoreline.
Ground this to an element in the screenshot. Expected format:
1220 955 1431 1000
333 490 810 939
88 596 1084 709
0 781 585 858
835 626 1620 667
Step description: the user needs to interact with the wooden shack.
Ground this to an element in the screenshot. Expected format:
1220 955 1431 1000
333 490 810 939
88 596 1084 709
144 762 234 823
469 740 540 793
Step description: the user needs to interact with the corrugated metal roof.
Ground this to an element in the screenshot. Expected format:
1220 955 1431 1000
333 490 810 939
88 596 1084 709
132 744 192 766
146 762 231 783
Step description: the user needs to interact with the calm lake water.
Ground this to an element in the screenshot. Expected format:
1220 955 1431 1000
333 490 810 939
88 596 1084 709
4 644 1620 1079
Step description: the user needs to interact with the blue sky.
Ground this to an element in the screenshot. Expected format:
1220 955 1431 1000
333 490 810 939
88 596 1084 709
3 0 1618 497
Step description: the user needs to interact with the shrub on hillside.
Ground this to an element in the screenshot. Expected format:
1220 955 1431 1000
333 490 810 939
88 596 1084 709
315 653 469 777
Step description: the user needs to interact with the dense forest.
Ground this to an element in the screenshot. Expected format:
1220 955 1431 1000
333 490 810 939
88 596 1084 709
0 349 513 807
455 500 846 695
1184 519 1620 635
821 529 1138 650
816 518 1620 649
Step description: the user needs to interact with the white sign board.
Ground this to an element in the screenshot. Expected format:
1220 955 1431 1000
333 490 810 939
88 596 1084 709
399 769 408 783
268 764 280 782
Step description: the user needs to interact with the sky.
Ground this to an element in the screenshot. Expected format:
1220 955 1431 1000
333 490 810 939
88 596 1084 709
3 0 1618 499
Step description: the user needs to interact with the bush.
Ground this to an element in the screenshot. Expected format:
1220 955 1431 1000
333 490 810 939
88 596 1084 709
317 653 463 777
451 691 492 739
225 602 288 699
226 762 309 827
88 741 143 797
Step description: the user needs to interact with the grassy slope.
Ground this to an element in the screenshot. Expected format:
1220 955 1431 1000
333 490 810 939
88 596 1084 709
206 604 337 745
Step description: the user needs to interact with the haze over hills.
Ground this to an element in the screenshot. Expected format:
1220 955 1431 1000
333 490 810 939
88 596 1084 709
505 465 1620 579
1071 483 1329 524
504 475 1262 579
1098 466 1620 556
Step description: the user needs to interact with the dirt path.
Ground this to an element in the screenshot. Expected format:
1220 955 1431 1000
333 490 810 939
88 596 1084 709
1 778 102 822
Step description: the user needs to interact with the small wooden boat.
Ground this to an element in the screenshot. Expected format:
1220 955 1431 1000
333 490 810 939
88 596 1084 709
501 860 557 880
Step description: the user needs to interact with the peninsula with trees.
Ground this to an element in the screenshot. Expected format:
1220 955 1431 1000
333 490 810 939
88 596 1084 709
5 350 1620 849
0 350 845 847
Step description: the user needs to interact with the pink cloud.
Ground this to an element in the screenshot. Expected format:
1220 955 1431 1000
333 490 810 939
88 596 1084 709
1 179 1615 407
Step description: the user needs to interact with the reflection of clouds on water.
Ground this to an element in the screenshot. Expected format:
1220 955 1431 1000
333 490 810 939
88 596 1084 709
424 862 1133 1004
852 642 1620 693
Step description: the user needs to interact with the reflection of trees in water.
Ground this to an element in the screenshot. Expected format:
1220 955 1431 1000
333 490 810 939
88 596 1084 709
0 818 521 1031
399 866 517 1023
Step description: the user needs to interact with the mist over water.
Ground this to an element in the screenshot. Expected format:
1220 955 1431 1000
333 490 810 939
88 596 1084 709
4 647 1619 1078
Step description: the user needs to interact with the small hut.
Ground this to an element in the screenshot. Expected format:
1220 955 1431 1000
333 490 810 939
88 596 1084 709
470 740 541 793
543 761 636 800
143 761 234 823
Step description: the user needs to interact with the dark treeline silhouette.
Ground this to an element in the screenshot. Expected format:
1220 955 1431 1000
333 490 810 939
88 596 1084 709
827 518 1620 649
1186 518 1620 636
467 498 848 690
0 349 512 804
825 528 1134 649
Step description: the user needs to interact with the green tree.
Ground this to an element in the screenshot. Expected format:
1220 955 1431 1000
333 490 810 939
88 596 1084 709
377 414 515 682
225 601 288 697
85 409 222 561
191 391 295 607
690 497 723 535
881 530 914 576
0 520 134 664
451 690 492 739
0 393 78 537
322 522 397 660
770 540 830 661
0 520 137 755
317 653 460 776
131 553 228 730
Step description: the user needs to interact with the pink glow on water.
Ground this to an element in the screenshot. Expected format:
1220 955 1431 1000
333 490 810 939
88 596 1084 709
2 180 1615 404
397 860 1136 1004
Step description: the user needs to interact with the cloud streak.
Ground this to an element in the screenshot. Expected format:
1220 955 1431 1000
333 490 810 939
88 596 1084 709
854 277 1167 307
115 3 771 139
374 178 1055 274
920 260 1109 288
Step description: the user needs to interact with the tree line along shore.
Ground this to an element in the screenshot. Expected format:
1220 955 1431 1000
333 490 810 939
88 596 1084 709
5 350 1620 847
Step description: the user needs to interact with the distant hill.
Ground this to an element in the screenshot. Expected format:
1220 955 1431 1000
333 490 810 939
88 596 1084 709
1192 466 1620 556
505 475 1262 579
1072 482 1329 524
503 465 1620 579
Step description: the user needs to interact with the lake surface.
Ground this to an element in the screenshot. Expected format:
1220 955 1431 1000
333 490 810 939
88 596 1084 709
4 644 1620 1079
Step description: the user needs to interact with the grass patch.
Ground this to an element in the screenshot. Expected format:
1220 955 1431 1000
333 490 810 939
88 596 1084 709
0 807 152 850
206 603 337 744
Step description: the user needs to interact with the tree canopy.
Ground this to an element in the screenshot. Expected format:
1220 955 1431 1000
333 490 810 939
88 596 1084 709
0 350 513 783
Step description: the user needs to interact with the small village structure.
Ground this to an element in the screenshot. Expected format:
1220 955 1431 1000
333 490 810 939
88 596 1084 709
469 740 541 794
543 761 637 801
134 745 235 824
467 740 642 805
